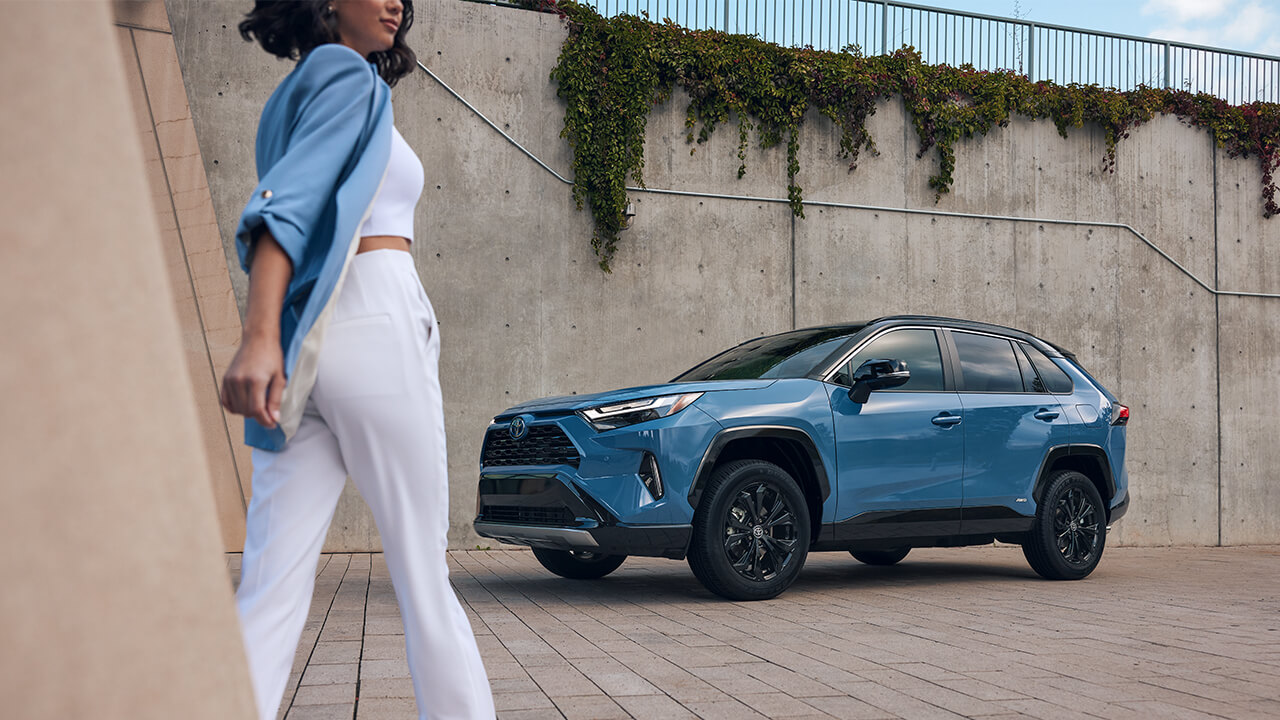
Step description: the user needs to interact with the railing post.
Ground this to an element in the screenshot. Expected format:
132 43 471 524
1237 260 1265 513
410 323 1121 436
1027 23 1036 80
1163 42 1172 89
881 1 889 55
724 0 729 32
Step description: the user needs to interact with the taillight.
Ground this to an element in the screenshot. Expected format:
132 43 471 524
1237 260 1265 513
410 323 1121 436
1112 404 1130 426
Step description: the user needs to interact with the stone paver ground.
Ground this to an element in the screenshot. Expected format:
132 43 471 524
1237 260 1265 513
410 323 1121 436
227 546 1280 720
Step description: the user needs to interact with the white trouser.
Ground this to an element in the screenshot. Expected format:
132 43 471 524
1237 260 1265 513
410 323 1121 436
235 250 494 720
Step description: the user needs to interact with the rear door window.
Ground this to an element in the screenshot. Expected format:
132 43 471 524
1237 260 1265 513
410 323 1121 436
952 332 1024 393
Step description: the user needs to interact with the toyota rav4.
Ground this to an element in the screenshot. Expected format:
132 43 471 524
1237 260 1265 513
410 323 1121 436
474 315 1130 600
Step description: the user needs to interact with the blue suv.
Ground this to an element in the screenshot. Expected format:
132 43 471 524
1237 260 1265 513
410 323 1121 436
474 316 1130 600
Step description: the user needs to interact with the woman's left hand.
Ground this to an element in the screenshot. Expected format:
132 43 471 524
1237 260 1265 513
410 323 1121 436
220 335 285 428
221 229 294 428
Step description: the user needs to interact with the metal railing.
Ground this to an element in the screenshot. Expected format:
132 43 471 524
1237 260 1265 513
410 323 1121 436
567 0 1280 104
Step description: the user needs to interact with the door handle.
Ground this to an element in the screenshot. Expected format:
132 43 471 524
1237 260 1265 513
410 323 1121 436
1034 409 1060 421
931 413 962 427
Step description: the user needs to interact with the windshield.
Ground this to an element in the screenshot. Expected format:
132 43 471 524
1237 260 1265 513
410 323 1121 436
673 327 862 382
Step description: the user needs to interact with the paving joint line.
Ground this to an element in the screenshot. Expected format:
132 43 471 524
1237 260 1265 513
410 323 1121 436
284 554 351 719
481 553 699 715
352 553 372 720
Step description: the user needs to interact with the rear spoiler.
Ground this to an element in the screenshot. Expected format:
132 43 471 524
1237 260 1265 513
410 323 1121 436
1047 342 1078 364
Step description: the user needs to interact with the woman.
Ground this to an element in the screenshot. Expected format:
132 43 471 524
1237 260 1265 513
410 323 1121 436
222 2 494 718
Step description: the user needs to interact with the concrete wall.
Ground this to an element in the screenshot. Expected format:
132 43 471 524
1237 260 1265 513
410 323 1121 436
0 1 253 716
166 0 1279 549
1216 155 1280 545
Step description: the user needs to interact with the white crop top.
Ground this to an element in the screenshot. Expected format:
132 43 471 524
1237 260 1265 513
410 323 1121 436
361 126 424 240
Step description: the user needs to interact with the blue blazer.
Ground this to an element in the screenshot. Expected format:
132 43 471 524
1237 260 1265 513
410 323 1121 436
235 44 394 451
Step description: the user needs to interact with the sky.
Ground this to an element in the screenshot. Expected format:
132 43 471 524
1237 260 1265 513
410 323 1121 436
923 0 1280 57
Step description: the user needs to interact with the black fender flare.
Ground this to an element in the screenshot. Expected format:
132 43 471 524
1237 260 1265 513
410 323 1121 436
1032 444 1116 505
686 425 832 509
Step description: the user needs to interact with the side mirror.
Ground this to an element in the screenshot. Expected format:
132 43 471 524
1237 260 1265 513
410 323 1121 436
848 358 910 403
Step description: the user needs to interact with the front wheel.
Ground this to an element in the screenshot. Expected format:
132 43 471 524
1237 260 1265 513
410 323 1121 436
688 459 810 601
531 548 626 579
1022 470 1106 580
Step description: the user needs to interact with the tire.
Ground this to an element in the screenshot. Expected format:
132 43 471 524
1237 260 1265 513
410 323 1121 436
1022 469 1107 580
850 547 910 566
687 459 811 601
531 548 626 579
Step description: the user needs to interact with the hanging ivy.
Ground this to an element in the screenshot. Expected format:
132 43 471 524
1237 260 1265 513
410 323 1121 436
518 1 1280 271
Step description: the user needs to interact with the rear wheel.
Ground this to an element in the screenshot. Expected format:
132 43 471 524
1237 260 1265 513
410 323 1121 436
850 547 910 566
1022 470 1106 580
531 548 626 579
688 459 810 601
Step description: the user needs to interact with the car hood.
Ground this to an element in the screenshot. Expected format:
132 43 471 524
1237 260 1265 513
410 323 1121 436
495 379 777 418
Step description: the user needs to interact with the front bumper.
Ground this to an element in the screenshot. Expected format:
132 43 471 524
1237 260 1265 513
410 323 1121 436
474 521 691 559
473 472 691 559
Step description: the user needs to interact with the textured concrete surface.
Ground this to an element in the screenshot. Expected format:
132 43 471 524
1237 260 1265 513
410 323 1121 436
0 1 254 716
229 546 1280 719
1214 147 1280 546
165 0 1280 550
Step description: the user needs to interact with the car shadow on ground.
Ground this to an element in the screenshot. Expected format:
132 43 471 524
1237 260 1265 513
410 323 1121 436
793 556 1039 592
491 553 1041 605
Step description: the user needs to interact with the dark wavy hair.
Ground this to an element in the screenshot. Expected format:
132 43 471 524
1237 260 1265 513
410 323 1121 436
239 1 416 87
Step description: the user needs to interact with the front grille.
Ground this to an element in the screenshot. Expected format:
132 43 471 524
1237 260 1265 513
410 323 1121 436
480 505 576 526
482 424 580 468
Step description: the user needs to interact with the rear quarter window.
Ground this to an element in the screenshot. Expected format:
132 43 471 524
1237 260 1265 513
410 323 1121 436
1020 342 1074 394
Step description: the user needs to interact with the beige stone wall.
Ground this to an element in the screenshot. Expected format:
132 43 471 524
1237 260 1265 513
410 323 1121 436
114 0 250 551
0 0 254 717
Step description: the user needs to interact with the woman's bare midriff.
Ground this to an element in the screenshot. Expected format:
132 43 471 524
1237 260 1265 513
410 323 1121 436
358 235 411 254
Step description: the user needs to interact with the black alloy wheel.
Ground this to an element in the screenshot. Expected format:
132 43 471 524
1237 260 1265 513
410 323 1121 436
724 481 801 582
850 547 910 566
688 459 810 601
531 547 626 579
1056 487 1101 565
1022 469 1107 580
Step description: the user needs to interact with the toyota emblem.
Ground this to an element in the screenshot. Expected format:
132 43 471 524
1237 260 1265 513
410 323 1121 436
509 415 531 441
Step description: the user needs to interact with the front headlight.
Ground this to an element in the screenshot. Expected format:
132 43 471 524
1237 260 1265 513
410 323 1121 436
578 393 703 431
